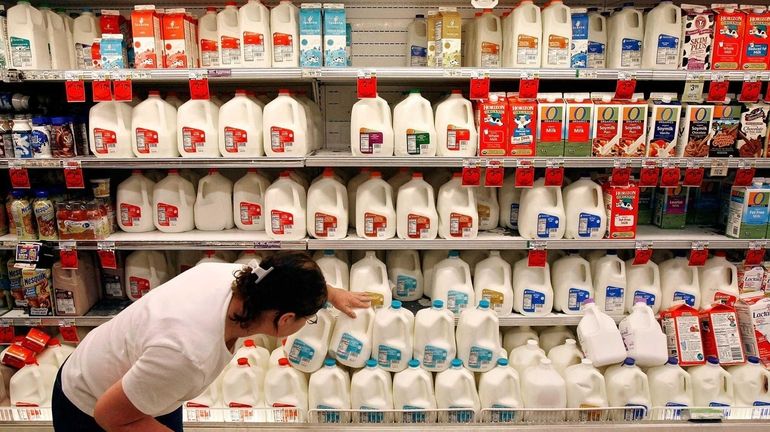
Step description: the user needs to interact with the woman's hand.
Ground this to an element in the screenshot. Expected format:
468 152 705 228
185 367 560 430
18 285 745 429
327 285 371 318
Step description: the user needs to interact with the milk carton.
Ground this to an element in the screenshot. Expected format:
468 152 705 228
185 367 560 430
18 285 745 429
591 96 621 157
654 186 689 229
478 94 508 157
687 180 720 226
323 4 347 67
439 8 461 68
564 94 593 157
162 9 195 68
506 94 536 157
602 182 640 239
738 103 770 158
570 9 588 68
618 97 648 157
299 4 322 67
712 5 745 70
735 295 770 365
536 95 565 156
678 104 714 157
131 6 164 68
100 34 128 69
740 6 770 70
708 102 742 157
737 263 767 298
426 11 438 67
681 5 714 70
646 95 682 157
700 303 745 366
726 182 770 239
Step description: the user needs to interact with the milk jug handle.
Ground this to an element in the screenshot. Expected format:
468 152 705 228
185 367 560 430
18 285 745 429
291 187 300 208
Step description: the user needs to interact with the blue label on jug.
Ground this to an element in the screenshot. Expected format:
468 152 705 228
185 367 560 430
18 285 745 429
336 332 363 361
490 405 516 422
288 339 316 367
509 203 519 226
674 291 696 307
666 402 687 407
359 406 385 423
447 290 469 314
377 344 402 368
604 286 625 314
658 35 679 49
410 46 427 67
537 213 560 238
587 41 606 68
396 275 417 298
622 39 641 52
402 405 428 423
588 41 605 54
523 289 546 313
316 405 342 423
753 401 770 406
568 288 591 311
633 290 656 307
423 345 448 369
578 212 602 237
468 346 494 370
709 402 730 407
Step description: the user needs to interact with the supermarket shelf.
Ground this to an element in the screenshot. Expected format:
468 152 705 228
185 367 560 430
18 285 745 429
0 157 305 169
0 309 114 327
15 68 306 83
306 152 469 167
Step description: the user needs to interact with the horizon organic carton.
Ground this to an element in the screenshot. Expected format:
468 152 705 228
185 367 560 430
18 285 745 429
740 5 770 70
711 4 746 70
506 93 536 157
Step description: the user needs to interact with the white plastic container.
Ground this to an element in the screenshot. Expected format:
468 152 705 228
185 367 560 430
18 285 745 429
73 11 101 69
728 357 770 407
539 326 575 354
434 359 480 415
194 169 234 231
563 177 606 239
564 359 608 409
233 169 270 231
125 250 170 301
475 186 500 231
132 91 179 158
356 172 396 240
435 90 477 157
239 0 271 68
393 359 437 422
591 251 627 316
660 254 701 310
393 90 437 157
198 7 220 67
372 300 414 372
387 250 423 301
285 305 334 373
548 339 584 377
152 170 195 233
502 326 539 353
264 172 307 241
432 251 475 316
641 2 682 70
607 6 643 69
396 172 438 241
329 307 374 368
509 339 547 376
264 358 308 411
405 14 428 67
350 360 393 422
270 0 299 67
40 7 72 69
619 302 668 367
577 301 627 367
437 173 479 239
307 168 347 240
456 300 500 373
647 357 693 407
308 359 350 419
518 178 566 240
479 358 522 412
117 170 156 233
6 2 50 70
263 89 309 157
474 9 502 68
222 357 265 408
36 339 75 369
624 259 662 314
474 251 514 315
178 99 219 157
499 175 522 230
350 251 391 308
57 11 76 69
10 358 57 407
690 357 734 407
505 0 542 68
512 258 554 316
316 250 349 291
219 90 263 157
587 11 607 68
413 299 456 372
217 2 242 66
232 339 270 371
552 254 594 314
521 358 566 409
89 101 133 158
699 252 739 307
541 0 572 68
604 358 651 410
350 96 394 157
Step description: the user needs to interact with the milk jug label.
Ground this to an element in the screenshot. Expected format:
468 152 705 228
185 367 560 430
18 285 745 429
273 33 294 62
10 37 32 67
224 127 248 153
243 32 266 62
271 210 294 235
482 289 505 312
604 286 625 314
120 203 143 227
396 275 417 298
288 339 315 367
31 129 50 157
182 127 206 153
578 212 602 237
537 213 560 238
13 130 32 158
423 345 448 369
517 35 539 65
410 45 427 66
314 212 338 237
547 35 569 66
93 128 117 154
571 14 588 68
364 212 388 238
359 129 384 154
481 41 500 67
450 212 474 238
587 41 606 68
568 288 590 311
135 128 159 154
621 39 642 67
336 332 363 361
270 127 294 153
633 290 656 307
523 288 546 313
673 291 695 307
406 129 431 155
156 203 180 227
377 344 402 368
509 203 519 226
407 214 431 239
220 36 241 65
447 290 469 313
447 125 471 151
129 276 150 299
239 202 262 225
200 39 219 67
468 346 494 370
656 34 680 66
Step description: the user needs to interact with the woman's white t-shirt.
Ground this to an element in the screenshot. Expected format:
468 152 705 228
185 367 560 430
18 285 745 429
62 263 241 417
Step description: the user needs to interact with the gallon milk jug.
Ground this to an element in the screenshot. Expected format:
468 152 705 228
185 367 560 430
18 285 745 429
132 91 179 158
588 11 608 68
464 12 480 67
233 169 270 231
591 251 627 316
89 101 133 158
432 251 475 316
350 251 391 308
36 338 75 369
548 339 584 376
350 95 394 156
509 339 547 376
660 253 701 310
309 359 351 421
222 358 265 408
422 249 449 298
641 2 682 70
125 251 169 301
393 359 437 423
513 258 554 316
503 326 539 353
405 14 428 67
499 174 522 229
178 99 219 157
541 0 572 68
619 303 668 367
316 250 349 290
624 259 662 313
232 339 270 371
194 169 234 231
264 358 308 411
396 172 438 240
607 6 643 69
347 168 370 227
577 300 627 367
690 357 734 407
522 358 567 408
435 90 477 157
307 168 348 240
474 251 514 315
219 89 264 156
552 254 594 314
387 250 424 301
351 360 393 421
647 357 693 408
457 300 501 373
438 173 479 239
505 0 542 68
699 251 739 306
10 358 57 407
372 300 414 372
474 9 502 68
263 90 309 157
565 359 608 409
295 92 321 151
563 177 606 239
604 358 652 410
435 359 481 417
264 172 307 241
356 172 396 240
117 170 156 233
270 0 299 67
7 2 50 70
40 7 72 69
239 0 271 68
413 299 456 372
518 178 566 239
152 170 195 233
285 305 335 373
479 358 523 414
393 90 437 157
199 7 220 67
475 186 500 231
217 2 242 66
73 11 100 69
728 357 770 407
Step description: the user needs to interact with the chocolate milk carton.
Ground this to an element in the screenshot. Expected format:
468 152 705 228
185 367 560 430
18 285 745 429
708 100 742 157
738 103 770 157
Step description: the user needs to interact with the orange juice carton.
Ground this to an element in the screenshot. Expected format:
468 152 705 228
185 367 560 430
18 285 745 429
660 303 706 367
681 4 715 70
131 5 164 69
591 93 621 157
536 93 565 156
711 4 746 70
646 93 682 157
564 93 593 157
700 302 746 366
735 294 770 365
739 5 770 70
478 94 509 157
162 9 195 68
602 181 639 239
618 94 648 157
506 93 536 157
677 103 715 157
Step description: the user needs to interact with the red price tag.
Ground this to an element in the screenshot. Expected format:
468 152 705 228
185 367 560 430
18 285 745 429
59 247 78 270
462 164 481 187
660 166 681 188
544 166 564 187
92 79 112 102
113 79 133 101
519 77 540 99
639 166 660 188
189 76 211 100
611 167 631 186
633 247 653 265
515 164 535 188
614 77 637 100
739 79 762 103
0 325 14 344
707 79 729 103
527 248 547 267
484 162 504 187
745 247 766 266
59 325 80 343
357 73 377 99
470 76 490 100
689 247 709 267
65 79 86 103
734 167 756 187
98 249 118 270
9 167 31 189
682 167 705 187
64 162 85 189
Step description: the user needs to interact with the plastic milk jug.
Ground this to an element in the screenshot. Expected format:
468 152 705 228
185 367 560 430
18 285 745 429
316 250 349 291
406 14 428 67
264 358 308 411
518 178 566 239
198 7 220 67
308 359 351 418
125 251 169 301
372 300 414 372
660 254 701 310
509 339 547 376
474 251 514 315
456 300 501 373
350 251 391 308
178 99 219 157
641 2 682 70
222 358 265 408
393 359 437 423
475 186 499 231
263 89 309 157
307 168 347 240
624 259 662 314
10 358 57 407
548 339 584 376
438 173 479 239
152 170 195 233
350 95 394 156
540 326 575 354
591 251 627 316
513 258 554 316
432 251 475 316
607 6 643 69
232 339 270 371
36 339 75 369
40 7 72 69
265 172 307 241
728 357 770 407
413 299 456 372
699 252 739 307
73 11 101 69
7 2 50 70
393 90 437 157
233 169 270 231
387 250 423 301
422 249 449 298
474 9 502 68
295 92 321 150
117 170 156 233
479 358 522 413
194 169 234 231
563 177 606 239
396 172 438 241
503 326 539 353
89 101 133 158
239 0 271 68
219 90 264 156
132 91 179 158
552 254 594 314
351 360 393 420
647 357 693 408
506 0 542 68
435 90 477 157
347 168 370 227
690 357 734 407
285 305 334 373
619 303 668 367
522 359 567 408
541 0 572 68
565 359 608 409
435 359 481 415
356 172 396 240
499 175 522 230
270 1 299 67
587 11 607 68
217 2 242 66
604 358 652 410
577 301 627 367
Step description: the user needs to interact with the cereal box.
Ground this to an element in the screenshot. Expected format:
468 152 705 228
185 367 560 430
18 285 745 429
726 183 770 239
592 96 621 157
735 294 770 365
660 303 706 367
506 94 536 156
22 268 52 316
700 303 746 366
619 96 648 157
711 5 746 70
131 5 164 69
654 186 689 229
646 94 682 157
564 93 593 157
536 94 565 156
708 102 742 157
677 104 714 157
681 4 715 70
478 95 508 157
740 6 770 70
603 181 639 239
738 103 770 157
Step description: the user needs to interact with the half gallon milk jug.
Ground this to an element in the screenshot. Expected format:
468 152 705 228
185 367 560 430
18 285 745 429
509 339 547 376
624 259 662 313
699 251 739 306
618 303 668 367
499 174 522 229
541 0 572 68
307 168 347 240
588 11 607 68
457 300 501 373
89 101 133 158
265 172 307 241
552 254 594 314
73 11 100 69
475 186 499 231
474 9 502 68
435 90 477 157
513 258 554 316
438 173 479 239
372 300 414 372
194 169 234 231
152 170 195 233
132 91 179 158
505 0 542 68
647 357 693 408
351 360 393 421
503 326 539 353
474 251 513 315
219 89 264 156
577 300 627 367
413 299 456 372
117 170 156 233
393 90 437 157
264 358 308 411
40 7 72 69
387 250 423 301
563 177 606 239
591 251 627 316
350 96 394 156
522 359 566 408
432 251 475 316
36 339 75 369
240 0 271 68
690 357 734 407
356 172 396 240
435 359 481 416
7 2 50 70
125 251 169 301
263 90 309 157
604 358 651 410
660 253 700 310
405 14 428 67
607 6 643 69
396 172 438 240
422 249 449 298
641 2 682 70
350 251 391 308
518 178 566 239
217 2 242 66
270 1 299 67
479 358 522 414
393 359 437 423
565 359 608 409
285 305 334 373
233 169 270 231
309 359 351 420
548 339 584 376
316 250 349 290
178 99 219 157
10 358 57 407
347 168 370 227
199 7 220 67
222 358 264 408
728 357 770 407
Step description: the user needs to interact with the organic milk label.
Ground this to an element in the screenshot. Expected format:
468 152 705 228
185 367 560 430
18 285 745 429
449 212 474 238
468 346 494 370
481 41 500 67
478 204 492 227
568 287 590 311
120 203 143 227
523 289 545 313
620 103 648 157
738 104 770 158
377 344 402 368
406 129 431 155
364 212 388 238
129 276 150 299
288 339 315 367
508 97 536 156
536 213 560 238
673 291 696 307
182 127 206 153
603 286 624 314
517 35 539 66
547 35 570 66
482 289 505 312
571 12 589 68
447 290 469 314
577 212 602 237
314 212 338 237
678 105 713 157
93 128 117 155
708 104 741 157
135 128 159 154
220 35 241 65
446 125 470 151
682 6 714 70
656 34 680 66
396 275 417 298
270 127 295 153
407 214 431 239
647 102 682 157
592 103 621 157
239 202 262 226
9 37 32 68
336 332 363 361
565 101 593 157
156 203 179 227
243 32 266 62
620 38 642 68
271 210 295 235
423 345 448 369
632 290 656 307
224 127 248 153
200 38 219 67
537 101 565 156
273 32 294 63
359 128 384 154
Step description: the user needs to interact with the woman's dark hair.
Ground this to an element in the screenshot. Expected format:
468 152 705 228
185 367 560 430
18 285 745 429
230 251 327 329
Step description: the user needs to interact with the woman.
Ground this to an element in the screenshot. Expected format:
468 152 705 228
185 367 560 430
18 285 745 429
51 251 370 432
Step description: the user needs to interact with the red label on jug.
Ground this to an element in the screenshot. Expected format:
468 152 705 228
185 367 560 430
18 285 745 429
450 212 473 238
156 203 179 227
135 128 159 154
271 210 294 235
447 126 470 151
364 212 388 238
224 127 248 153
239 202 262 226
182 127 206 153
93 128 117 154
120 203 142 227
271 127 294 153
129 276 150 299
314 212 338 238
408 214 431 239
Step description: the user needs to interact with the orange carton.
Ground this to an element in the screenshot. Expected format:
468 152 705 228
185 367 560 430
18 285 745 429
478 95 509 157
131 5 164 68
711 5 746 70
740 6 770 70
602 181 639 239
660 303 706 367
506 94 536 157
699 302 746 366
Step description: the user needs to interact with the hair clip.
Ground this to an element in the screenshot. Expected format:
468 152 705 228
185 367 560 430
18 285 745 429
247 259 274 284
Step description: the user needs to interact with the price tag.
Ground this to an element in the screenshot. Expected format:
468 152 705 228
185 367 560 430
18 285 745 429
484 159 504 187
639 159 660 187
189 71 210 100
64 160 85 189
64 73 86 103
738 74 762 103
0 321 14 344
689 242 709 267
59 320 80 343
514 160 535 187
746 241 767 266
710 159 729 177
660 163 681 188
614 72 637 100
461 159 481 187
113 74 133 102
527 241 547 267
519 72 540 99
682 162 705 187
469 71 490 100
357 70 377 99
611 160 631 186
544 160 564 187
97 243 117 270
91 78 112 102
682 73 705 103
8 163 31 189
59 242 78 270
734 164 756 187
632 241 653 265
707 73 729 103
